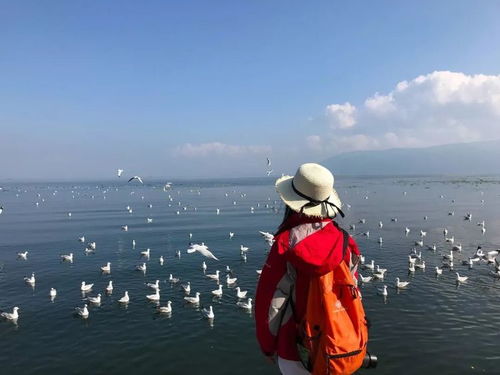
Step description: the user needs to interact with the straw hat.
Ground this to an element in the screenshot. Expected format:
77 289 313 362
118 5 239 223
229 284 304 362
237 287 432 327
275 163 343 218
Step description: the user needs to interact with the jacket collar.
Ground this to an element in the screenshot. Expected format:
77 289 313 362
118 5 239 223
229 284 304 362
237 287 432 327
276 212 332 235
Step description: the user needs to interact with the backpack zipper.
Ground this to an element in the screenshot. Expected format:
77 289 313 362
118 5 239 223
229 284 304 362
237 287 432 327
327 349 362 359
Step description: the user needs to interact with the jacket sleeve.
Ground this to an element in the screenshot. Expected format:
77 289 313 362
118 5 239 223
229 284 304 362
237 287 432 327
254 235 288 356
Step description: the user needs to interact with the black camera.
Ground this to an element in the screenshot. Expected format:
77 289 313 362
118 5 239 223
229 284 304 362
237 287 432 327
361 352 378 369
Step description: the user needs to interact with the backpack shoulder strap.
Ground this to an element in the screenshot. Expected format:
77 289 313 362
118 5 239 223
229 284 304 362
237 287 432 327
331 220 350 260
340 227 350 260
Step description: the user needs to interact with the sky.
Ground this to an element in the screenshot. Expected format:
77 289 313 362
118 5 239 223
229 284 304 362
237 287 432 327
2 0 500 180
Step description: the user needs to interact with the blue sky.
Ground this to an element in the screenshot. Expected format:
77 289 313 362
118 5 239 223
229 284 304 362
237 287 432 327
2 1 500 180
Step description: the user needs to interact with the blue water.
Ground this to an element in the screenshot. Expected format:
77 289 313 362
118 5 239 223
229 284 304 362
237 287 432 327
1 176 500 374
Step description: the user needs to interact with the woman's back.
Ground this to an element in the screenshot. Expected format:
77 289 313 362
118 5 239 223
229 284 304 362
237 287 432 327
255 212 360 361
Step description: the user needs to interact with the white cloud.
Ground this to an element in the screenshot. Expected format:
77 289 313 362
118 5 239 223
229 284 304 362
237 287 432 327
312 71 500 154
325 102 357 129
364 93 395 114
173 142 271 158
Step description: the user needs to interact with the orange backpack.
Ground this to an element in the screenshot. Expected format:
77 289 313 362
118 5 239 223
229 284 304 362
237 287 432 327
295 229 368 375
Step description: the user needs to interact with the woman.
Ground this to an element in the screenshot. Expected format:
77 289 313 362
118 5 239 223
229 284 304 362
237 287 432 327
255 163 362 375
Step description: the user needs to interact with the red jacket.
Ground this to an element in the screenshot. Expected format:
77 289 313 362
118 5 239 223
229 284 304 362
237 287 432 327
255 213 361 360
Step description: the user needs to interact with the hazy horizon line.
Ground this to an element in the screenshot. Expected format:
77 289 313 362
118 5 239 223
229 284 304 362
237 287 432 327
2 173 500 185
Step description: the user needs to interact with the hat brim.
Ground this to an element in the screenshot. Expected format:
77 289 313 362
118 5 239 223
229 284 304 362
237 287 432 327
275 175 342 218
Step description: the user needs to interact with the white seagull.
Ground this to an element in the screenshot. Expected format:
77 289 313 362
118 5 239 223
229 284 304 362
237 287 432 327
61 253 74 262
158 301 172 314
118 291 130 304
206 270 220 282
237 298 252 310
377 285 388 297
456 272 468 283
24 272 36 285
364 260 375 271
117 169 124 177
1 307 19 321
211 284 223 297
202 306 215 319
395 278 410 289
106 281 113 293
415 261 426 270
235 287 248 298
128 176 143 184
184 292 200 304
187 243 219 261
169 274 180 283
85 293 101 305
75 304 89 319
101 262 111 273
181 282 191 294
146 280 160 290
146 289 160 302
136 263 147 273
259 231 275 246
226 274 237 285
17 251 28 260
408 263 415 273
359 274 373 283
80 281 93 292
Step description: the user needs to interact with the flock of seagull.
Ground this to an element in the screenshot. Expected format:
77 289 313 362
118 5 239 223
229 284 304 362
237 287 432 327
0 170 278 325
1 172 498 327
352 191 498 301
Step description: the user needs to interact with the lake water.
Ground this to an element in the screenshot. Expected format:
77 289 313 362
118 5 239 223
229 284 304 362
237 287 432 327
1 175 500 375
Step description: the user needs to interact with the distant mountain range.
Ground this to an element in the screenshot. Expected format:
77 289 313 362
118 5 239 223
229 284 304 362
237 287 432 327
323 140 500 175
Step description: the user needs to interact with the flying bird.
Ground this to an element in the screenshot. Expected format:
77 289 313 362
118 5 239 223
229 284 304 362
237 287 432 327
117 169 124 177
187 243 219 261
128 176 143 184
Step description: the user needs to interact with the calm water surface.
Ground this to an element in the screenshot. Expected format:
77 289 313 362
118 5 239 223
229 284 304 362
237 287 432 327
1 176 500 374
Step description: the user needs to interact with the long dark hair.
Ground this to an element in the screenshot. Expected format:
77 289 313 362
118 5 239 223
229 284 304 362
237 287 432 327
276 206 296 235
